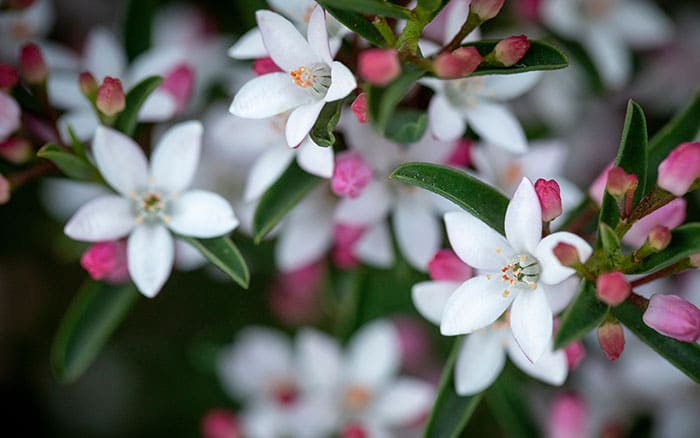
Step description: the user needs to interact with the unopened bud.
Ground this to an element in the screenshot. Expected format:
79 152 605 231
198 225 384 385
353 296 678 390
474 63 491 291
597 320 624 361
547 392 588 438
19 43 47 85
606 167 637 197
596 271 631 306
0 93 21 141
428 249 473 282
624 198 685 248
434 46 482 79
564 341 586 370
535 178 562 222
252 56 282 75
0 64 18 89
493 35 530 67
342 423 368 438
80 240 129 284
351 92 368 124
647 225 671 251
201 409 242 438
0 173 9 205
469 0 505 21
162 64 195 113
332 151 373 199
333 224 364 270
657 142 700 197
446 139 471 167
96 77 126 117
643 294 700 342
552 242 580 267
78 71 98 98
358 48 400 86
0 137 32 164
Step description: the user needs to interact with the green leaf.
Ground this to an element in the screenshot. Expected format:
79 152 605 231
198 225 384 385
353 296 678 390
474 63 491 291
252 161 323 243
599 222 621 260
417 0 444 12
114 76 163 136
612 300 700 384
391 162 509 234
627 223 700 274
67 126 88 160
554 280 607 349
423 339 483 438
367 64 425 135
123 0 156 61
321 5 385 47
309 100 343 147
385 109 427 144
180 236 250 289
52 280 139 383
37 144 99 181
317 0 412 19
485 366 540 438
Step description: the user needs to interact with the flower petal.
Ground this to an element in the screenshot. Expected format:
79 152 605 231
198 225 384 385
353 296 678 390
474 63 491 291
168 190 239 238
296 329 342 392
394 194 441 271
542 278 579 315
335 181 392 226
83 27 126 80
228 28 267 59
244 146 295 202
609 1 672 48
535 231 593 285
464 100 528 153
92 125 149 196
58 109 98 143
505 177 542 254
256 9 318 71
150 120 203 194
64 195 135 241
324 61 356 102
429 93 465 142
354 222 395 268
47 71 87 110
583 25 629 89
510 285 552 362
137 89 177 122
307 6 332 66
481 71 542 101
412 281 460 326
296 136 334 178
127 223 174 297
345 319 401 388
286 100 324 147
230 73 312 119
444 211 513 271
374 378 434 426
507 336 567 386
455 328 507 395
440 275 516 336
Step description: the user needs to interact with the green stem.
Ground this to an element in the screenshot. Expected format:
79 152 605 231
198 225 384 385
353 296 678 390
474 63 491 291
629 259 693 288
372 16 396 47
442 13 481 52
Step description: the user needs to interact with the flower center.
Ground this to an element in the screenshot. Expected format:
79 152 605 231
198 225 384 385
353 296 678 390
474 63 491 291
272 381 299 407
444 77 485 107
134 191 170 224
497 254 540 296
342 385 372 413
290 63 331 98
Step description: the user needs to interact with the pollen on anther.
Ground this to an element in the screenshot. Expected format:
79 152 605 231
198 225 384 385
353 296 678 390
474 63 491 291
502 289 510 297
496 248 502 254
486 274 492 280
290 67 313 88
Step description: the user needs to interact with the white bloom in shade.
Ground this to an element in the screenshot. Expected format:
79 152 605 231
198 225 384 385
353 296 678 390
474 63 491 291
64 122 238 297
0 0 54 62
440 178 592 362
230 7 357 147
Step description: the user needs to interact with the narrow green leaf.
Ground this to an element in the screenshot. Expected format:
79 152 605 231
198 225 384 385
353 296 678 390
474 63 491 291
321 5 385 47
52 280 139 383
309 100 343 147
368 64 425 135
180 236 250 289
114 76 163 136
554 280 607 349
627 223 700 274
252 161 322 243
599 223 621 261
485 366 540 438
123 0 156 61
417 0 444 13
37 144 98 181
613 300 700 384
67 126 88 160
423 338 483 438
317 0 412 19
385 109 427 144
391 162 509 234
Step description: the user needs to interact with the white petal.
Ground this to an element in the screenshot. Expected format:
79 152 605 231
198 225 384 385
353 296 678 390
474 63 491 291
230 73 312 119
307 6 332 66
535 231 593 285
412 281 460 325
150 120 203 193
168 190 238 238
505 177 542 254
47 71 87 110
375 378 434 426
137 90 177 122
127 46 185 84
429 94 465 142
244 146 295 202
583 26 629 89
83 27 126 80
173 239 206 271
0 93 21 140
540 0 584 38
542 278 579 315
455 328 507 395
92 125 149 196
444 211 513 271
394 195 441 271
127 224 174 297
354 222 395 268
296 329 342 392
286 100 324 147
345 320 401 388
256 9 319 71
481 71 542 100
58 110 98 143
228 28 267 59
335 181 392 226
325 61 356 102
64 195 134 241
296 136 334 178
509 286 552 363
267 0 315 25
440 275 516 336
610 2 672 48
464 100 528 153
507 336 567 386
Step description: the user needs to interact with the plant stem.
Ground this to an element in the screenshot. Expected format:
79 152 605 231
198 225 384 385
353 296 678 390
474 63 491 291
442 13 481 52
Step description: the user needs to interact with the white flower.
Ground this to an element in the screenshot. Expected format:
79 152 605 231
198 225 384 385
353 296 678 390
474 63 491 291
440 178 592 361
229 6 356 147
0 0 53 62
64 121 238 297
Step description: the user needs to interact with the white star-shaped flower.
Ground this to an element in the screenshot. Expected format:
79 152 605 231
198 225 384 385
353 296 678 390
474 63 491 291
64 121 238 297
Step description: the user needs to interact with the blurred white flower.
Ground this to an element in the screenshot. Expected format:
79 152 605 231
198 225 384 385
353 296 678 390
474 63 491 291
0 0 53 62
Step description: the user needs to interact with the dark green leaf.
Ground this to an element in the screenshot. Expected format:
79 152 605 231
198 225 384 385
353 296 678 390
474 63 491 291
317 0 412 19
423 338 483 438
554 280 607 349
252 161 322 243
321 5 385 47
417 0 444 13
391 162 508 234
367 64 425 135
37 144 98 181
385 109 427 144
115 76 163 136
67 126 88 159
180 236 250 289
123 0 156 61
627 223 700 274
599 223 620 258
52 280 139 383
613 300 700 384
485 366 540 438
309 100 343 147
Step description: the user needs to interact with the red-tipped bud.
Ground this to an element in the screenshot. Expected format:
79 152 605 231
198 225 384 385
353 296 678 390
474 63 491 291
535 178 562 222
78 71 98 98
428 249 473 282
552 242 580 267
446 138 472 167
0 173 9 205
597 320 625 361
341 423 368 438
0 137 32 164
470 0 505 21
252 56 283 75
647 225 671 251
564 341 586 370
657 142 700 197
493 35 530 67
434 46 482 79
162 64 195 112
606 167 637 197
332 151 373 199
332 223 365 269
96 77 126 116
201 409 242 438
19 43 47 84
0 93 21 141
0 64 18 89
8 0 36 10
547 392 588 438
643 294 700 342
596 271 631 306
351 92 368 123
358 48 401 86
80 241 129 284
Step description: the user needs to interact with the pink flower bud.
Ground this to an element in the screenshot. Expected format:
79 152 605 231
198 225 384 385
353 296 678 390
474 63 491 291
96 77 126 116
428 249 472 282
643 294 700 342
624 198 685 248
358 48 401 86
434 47 482 79
269 262 324 325
564 341 586 370
513 0 542 21
19 43 47 84
547 392 588 438
0 137 32 164
493 35 530 67
657 142 700 196
201 409 241 438
252 56 283 75
80 241 129 284
0 173 9 205
0 93 21 141
647 225 671 251
79 71 98 98
606 166 637 197
535 178 562 222
332 151 373 199
162 64 195 113
445 139 472 168
597 320 624 360
392 316 431 373
341 422 368 438
596 271 631 306
0 64 18 89
470 0 505 21
332 224 365 269
589 162 614 206
552 242 580 267
351 92 368 124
